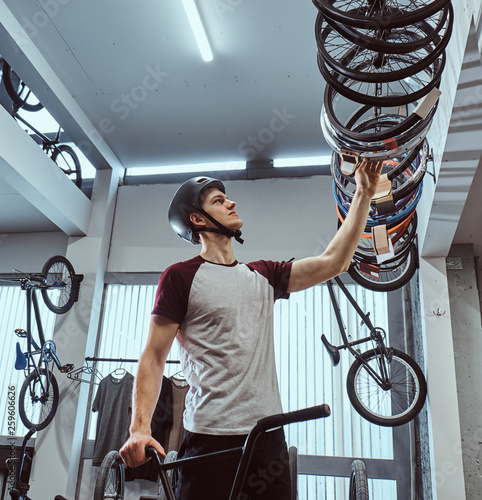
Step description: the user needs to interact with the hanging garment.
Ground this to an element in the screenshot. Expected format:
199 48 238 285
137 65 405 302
167 377 190 453
92 372 134 466
125 376 174 482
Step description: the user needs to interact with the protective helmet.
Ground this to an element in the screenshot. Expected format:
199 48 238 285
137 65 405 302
168 176 243 244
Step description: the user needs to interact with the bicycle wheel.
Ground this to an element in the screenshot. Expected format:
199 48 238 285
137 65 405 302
347 348 427 426
319 6 450 55
289 446 298 500
18 368 59 430
50 144 82 188
2 61 43 112
349 460 369 500
41 255 77 314
318 51 445 107
316 11 451 84
94 451 125 500
312 0 450 29
158 450 178 500
348 242 419 292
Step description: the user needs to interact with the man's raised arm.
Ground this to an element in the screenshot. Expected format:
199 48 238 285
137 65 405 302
288 159 383 293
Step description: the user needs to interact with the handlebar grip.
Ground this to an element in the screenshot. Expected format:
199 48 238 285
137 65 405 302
29 274 45 283
145 445 160 460
257 404 331 432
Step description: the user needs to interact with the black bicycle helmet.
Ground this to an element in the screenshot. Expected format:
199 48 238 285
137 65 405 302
168 176 244 244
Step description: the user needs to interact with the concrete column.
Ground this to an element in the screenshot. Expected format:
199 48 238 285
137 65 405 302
446 244 482 499
27 169 119 500
418 257 466 499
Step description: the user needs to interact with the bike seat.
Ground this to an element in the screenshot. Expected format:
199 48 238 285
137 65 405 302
321 334 340 366
15 342 27 370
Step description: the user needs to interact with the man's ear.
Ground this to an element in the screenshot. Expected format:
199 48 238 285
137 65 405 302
189 212 205 227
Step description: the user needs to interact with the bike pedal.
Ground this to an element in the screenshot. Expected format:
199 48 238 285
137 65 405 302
60 363 74 373
14 329 28 338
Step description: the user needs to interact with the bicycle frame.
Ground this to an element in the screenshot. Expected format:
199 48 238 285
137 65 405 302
5 428 36 500
13 111 63 157
21 284 63 385
146 404 331 500
323 276 392 389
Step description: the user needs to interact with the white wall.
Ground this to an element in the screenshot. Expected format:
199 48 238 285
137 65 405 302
0 231 68 272
108 175 336 273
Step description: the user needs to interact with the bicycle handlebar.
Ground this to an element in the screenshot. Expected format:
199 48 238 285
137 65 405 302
256 404 331 431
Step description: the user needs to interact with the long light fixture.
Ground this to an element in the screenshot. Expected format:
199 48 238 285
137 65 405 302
273 155 332 167
181 0 213 62
126 161 245 176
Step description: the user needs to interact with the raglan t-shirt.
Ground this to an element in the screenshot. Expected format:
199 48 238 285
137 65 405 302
151 255 292 435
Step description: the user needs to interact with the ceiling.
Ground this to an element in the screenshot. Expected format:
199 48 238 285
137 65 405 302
1 0 330 169
0 0 482 257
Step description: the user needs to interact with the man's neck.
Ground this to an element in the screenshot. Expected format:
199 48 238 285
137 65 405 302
199 235 236 265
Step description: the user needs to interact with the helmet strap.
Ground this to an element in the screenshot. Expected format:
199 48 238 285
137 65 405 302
195 209 244 244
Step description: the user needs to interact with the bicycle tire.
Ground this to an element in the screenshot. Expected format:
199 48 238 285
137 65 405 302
312 0 450 29
41 255 77 314
94 450 125 500
18 368 59 430
346 347 427 426
349 459 369 500
50 144 82 188
319 6 450 55
2 61 43 112
316 11 450 84
158 450 178 500
348 242 419 292
289 446 298 500
318 51 445 107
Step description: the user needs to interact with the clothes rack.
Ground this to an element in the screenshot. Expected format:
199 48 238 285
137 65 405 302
84 356 181 363
67 357 181 384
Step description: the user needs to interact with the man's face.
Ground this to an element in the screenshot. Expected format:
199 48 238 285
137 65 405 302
197 187 244 231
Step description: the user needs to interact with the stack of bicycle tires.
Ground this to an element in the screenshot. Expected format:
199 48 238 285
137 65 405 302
312 0 453 291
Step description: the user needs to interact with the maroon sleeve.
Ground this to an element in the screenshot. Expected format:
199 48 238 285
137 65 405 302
151 257 202 324
247 260 293 300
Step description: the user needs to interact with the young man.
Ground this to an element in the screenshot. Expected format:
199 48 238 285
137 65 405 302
120 160 382 498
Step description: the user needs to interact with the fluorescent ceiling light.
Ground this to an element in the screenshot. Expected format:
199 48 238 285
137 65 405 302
127 160 245 176
273 156 332 168
181 0 213 62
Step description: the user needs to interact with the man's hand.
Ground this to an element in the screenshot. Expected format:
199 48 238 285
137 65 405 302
119 431 166 468
354 158 384 199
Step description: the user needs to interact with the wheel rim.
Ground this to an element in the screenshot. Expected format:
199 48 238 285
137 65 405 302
104 466 122 499
44 261 74 310
24 374 56 426
353 353 421 421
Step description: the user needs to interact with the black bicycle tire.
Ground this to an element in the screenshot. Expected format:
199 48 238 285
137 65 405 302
318 33 446 85
346 347 427 426
18 368 59 430
50 144 82 188
316 10 450 84
319 6 450 55
318 51 445 107
348 242 418 292
94 450 125 500
289 446 298 500
2 61 44 112
312 0 451 29
349 459 369 500
159 450 178 500
41 255 77 314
